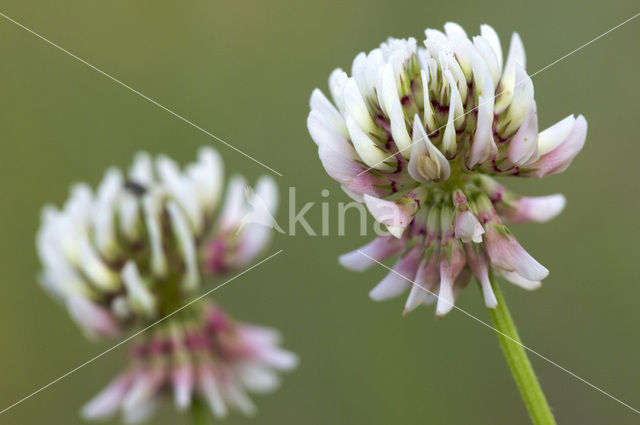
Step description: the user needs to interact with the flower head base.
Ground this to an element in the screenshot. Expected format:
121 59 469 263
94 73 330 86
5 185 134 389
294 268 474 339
81 302 297 424
308 23 587 315
37 148 278 339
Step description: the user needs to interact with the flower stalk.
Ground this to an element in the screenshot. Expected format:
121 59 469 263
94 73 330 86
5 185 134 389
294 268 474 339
190 398 211 425
488 277 557 425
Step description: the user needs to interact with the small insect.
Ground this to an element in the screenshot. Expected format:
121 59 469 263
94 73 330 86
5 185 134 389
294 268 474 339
124 180 147 196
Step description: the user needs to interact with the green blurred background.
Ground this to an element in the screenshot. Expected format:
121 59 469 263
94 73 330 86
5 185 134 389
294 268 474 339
0 0 638 424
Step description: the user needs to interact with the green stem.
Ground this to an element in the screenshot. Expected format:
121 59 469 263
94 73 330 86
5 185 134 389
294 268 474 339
488 277 557 425
190 397 211 425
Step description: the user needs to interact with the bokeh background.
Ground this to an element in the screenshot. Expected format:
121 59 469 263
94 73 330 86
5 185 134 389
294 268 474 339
0 0 638 424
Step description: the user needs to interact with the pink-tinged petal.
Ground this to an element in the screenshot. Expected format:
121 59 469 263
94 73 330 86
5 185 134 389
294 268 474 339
498 194 566 223
404 254 439 313
66 295 119 340
507 100 539 167
454 211 484 243
81 372 134 420
317 145 388 199
485 225 548 281
238 324 282 346
364 194 417 238
172 365 194 410
369 246 421 301
339 235 405 271
464 245 497 308
256 347 299 371
527 115 587 177
500 270 542 290
536 115 576 155
122 369 166 421
436 243 466 316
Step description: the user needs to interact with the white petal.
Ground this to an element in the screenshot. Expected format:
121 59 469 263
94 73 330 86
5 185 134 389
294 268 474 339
307 110 356 160
142 190 167 277
528 115 587 177
485 226 548 281
235 176 279 267
345 115 394 172
78 235 119 291
444 22 472 79
200 368 228 418
473 35 501 87
118 193 141 240
217 176 248 232
380 65 411 157
121 261 157 317
343 78 377 135
66 294 119 340
82 373 133 420
464 245 497 308
157 155 202 231
499 194 566 223
258 347 299 370
507 100 539 167
501 270 542 290
237 363 280 394
420 69 436 131
129 152 153 185
537 115 576 155
328 69 348 113
480 24 503 73
500 65 534 137
468 95 497 168
495 32 526 114
369 247 421 301
166 201 199 291
364 194 415 238
435 278 455 316
455 211 484 243
187 147 224 213
309 88 348 136
93 168 122 259
221 377 256 416
339 235 405 271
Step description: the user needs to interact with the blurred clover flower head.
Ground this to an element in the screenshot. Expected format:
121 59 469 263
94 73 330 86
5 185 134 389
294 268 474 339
36 147 296 422
82 302 297 423
307 22 587 315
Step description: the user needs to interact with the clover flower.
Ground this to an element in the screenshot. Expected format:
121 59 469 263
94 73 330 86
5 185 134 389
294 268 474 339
36 147 278 337
81 302 297 423
308 23 587 315
36 148 296 422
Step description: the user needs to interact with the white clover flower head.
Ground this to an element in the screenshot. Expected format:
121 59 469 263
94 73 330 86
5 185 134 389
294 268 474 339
36 147 278 339
81 302 298 423
308 23 587 315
